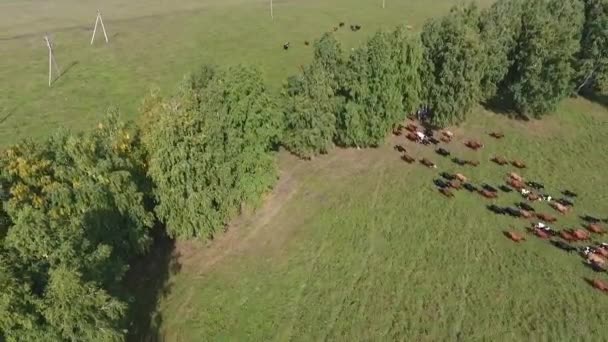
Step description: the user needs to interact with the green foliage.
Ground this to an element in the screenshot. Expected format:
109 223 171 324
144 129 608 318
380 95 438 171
313 32 345 88
504 0 584 117
421 4 485 127
576 0 608 93
391 26 423 114
0 114 153 341
479 0 523 102
336 31 403 147
282 61 337 159
145 65 282 239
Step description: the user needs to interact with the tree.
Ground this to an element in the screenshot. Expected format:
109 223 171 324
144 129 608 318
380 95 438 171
281 61 337 159
391 26 423 114
503 0 584 117
145 66 282 239
421 4 485 127
0 114 153 341
312 32 344 89
576 0 608 93
336 31 403 147
479 0 523 102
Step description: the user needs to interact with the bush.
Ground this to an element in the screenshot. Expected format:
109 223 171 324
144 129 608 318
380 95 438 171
576 0 608 93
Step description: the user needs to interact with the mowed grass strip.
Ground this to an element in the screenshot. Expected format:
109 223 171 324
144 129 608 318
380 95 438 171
0 0 493 146
153 99 608 341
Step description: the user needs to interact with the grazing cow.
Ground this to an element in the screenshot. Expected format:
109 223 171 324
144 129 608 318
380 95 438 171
492 156 509 165
563 190 578 198
572 229 590 240
587 253 607 267
464 140 484 150
283 42 291 50
339 22 345 27
507 178 526 190
463 183 477 192
304 41 310 46
440 136 452 143
440 172 455 180
520 210 533 219
517 202 535 212
488 204 506 215
439 187 454 198
556 198 574 207
489 132 504 139
536 212 557 223
508 172 524 182
479 189 498 199
442 130 454 138
527 192 541 201
333 26 339 32
394 144 406 153
551 240 577 253
401 154 415 164
434 179 449 188
406 132 418 141
588 223 605 234
551 202 569 214
392 127 402 136
595 246 608 257
499 185 513 193
428 137 440 145
449 179 462 190
420 158 437 169
505 207 522 218
526 181 544 190
560 230 576 242
512 160 526 169
405 123 417 132
482 184 498 193
355 25 361 30
455 173 467 182
587 279 608 292
533 228 550 239
466 160 480 167
581 215 601 223
504 231 525 242
452 157 467 166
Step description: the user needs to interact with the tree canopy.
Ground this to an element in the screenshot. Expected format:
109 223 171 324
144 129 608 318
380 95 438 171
577 0 608 93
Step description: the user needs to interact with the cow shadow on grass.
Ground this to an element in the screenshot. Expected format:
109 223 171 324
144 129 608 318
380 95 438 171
125 225 180 342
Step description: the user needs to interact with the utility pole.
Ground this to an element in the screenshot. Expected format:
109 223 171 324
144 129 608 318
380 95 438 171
90 10 109 45
44 35 61 87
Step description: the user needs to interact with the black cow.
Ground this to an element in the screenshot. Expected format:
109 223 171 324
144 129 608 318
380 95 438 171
434 179 449 189
283 42 290 50
339 22 345 27
526 181 544 190
581 215 601 223
517 202 535 212
487 204 506 215
440 172 455 181
436 148 450 157
556 198 574 207
550 240 577 253
563 190 578 198
499 185 513 193
482 184 498 193
505 207 522 217
463 183 477 192
394 145 406 153
452 157 467 166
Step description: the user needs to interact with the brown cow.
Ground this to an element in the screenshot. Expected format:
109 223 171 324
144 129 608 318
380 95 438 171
492 156 509 165
440 136 452 143
587 253 607 266
560 230 576 242
479 189 498 199
508 172 524 182
405 123 417 132
449 179 462 190
520 210 533 219
512 160 526 169
490 132 504 139
455 173 467 182
466 160 480 167
551 202 570 214
595 247 608 258
393 127 402 136
465 140 484 150
527 193 541 201
588 223 605 234
534 228 550 239
420 158 437 169
572 229 590 240
406 132 418 141
401 154 415 164
439 188 454 198
536 213 557 223
507 178 526 190
505 231 525 242
588 278 608 293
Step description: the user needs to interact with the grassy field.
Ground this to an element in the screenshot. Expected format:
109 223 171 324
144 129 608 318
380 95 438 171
149 99 608 341
0 0 491 146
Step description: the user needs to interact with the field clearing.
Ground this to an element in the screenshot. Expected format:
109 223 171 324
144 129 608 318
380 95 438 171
0 0 492 146
147 99 608 341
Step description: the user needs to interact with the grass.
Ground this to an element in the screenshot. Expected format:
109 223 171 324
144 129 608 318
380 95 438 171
0 0 491 146
150 99 608 341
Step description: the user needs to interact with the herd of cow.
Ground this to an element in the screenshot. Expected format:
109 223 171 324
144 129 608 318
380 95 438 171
284 21 362 51
393 121 608 294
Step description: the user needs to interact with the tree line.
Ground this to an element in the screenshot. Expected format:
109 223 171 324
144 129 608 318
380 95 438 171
0 0 606 340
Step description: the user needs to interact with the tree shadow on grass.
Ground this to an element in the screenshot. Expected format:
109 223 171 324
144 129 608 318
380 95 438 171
481 96 531 121
125 225 181 342
582 92 608 110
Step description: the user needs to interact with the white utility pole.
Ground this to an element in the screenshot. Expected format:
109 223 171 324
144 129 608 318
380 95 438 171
90 10 109 45
44 35 61 87
383 0 386 8
270 0 273 19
